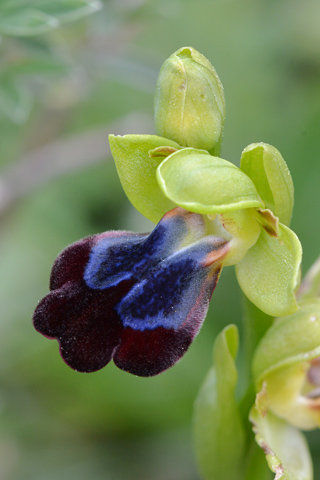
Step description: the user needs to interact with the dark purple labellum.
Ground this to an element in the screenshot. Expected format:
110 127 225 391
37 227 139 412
33 208 229 376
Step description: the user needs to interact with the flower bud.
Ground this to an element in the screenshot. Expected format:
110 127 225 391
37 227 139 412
253 299 320 430
154 47 226 155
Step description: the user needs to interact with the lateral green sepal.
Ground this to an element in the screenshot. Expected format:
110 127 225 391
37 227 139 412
235 224 302 316
109 134 180 223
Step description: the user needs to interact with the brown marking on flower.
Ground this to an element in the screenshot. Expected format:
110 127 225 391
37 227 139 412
260 440 274 457
148 146 178 158
256 208 279 238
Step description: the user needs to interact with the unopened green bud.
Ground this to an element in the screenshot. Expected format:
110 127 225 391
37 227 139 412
154 47 226 155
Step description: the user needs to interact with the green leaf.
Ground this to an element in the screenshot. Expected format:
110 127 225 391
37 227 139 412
194 324 245 480
2 57 70 78
37 0 102 22
235 224 302 316
240 143 294 226
157 148 264 215
250 406 313 480
0 9 59 36
109 134 179 223
0 1 101 37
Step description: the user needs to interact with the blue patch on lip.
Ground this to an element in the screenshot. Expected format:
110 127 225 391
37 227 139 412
117 242 216 331
84 214 188 290
84 233 147 289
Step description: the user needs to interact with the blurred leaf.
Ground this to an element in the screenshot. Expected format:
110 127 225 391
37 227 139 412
0 78 32 123
243 441 272 480
0 9 59 37
37 0 103 22
0 57 71 124
1 57 71 78
193 324 245 480
0 0 102 37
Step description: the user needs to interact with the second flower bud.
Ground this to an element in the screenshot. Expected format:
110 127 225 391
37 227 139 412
154 47 226 155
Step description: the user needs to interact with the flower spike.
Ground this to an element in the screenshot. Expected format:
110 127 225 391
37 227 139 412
33 208 229 376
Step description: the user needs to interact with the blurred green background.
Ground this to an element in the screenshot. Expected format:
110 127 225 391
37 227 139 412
0 0 320 478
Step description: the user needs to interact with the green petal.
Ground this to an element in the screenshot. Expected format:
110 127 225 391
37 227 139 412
250 406 313 480
157 148 264 215
240 143 294 226
236 224 302 316
216 208 261 266
109 134 180 223
194 324 245 480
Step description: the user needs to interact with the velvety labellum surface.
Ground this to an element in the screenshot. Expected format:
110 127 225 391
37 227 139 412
33 208 229 376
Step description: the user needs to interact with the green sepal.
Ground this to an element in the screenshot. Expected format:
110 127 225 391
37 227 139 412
235 224 302 317
109 134 180 223
250 406 313 480
240 143 294 226
194 324 245 480
157 148 264 215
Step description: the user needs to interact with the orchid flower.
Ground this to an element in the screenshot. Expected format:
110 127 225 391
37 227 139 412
33 46 302 381
110 137 302 318
33 208 229 376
